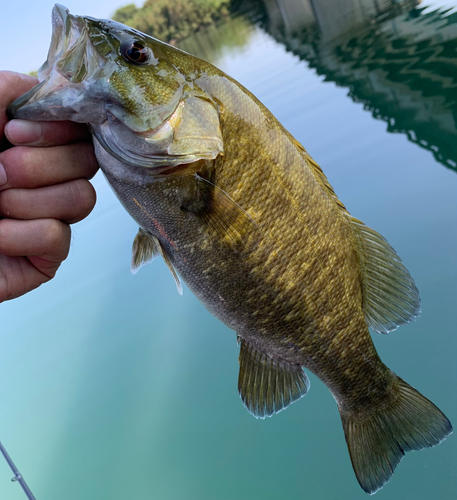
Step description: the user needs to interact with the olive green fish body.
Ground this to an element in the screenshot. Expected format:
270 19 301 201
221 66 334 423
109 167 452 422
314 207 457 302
9 5 452 494
99 73 386 406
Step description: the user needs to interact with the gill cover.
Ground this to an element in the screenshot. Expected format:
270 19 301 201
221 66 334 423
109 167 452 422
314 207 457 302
8 4 224 169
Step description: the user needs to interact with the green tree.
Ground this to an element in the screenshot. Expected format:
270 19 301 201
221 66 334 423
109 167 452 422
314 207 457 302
112 3 139 24
113 0 230 44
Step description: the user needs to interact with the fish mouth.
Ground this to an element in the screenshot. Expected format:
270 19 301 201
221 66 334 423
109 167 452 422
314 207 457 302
39 4 86 82
7 5 222 170
8 4 108 123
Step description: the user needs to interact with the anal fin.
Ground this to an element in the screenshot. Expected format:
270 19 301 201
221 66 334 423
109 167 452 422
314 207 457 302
238 337 310 419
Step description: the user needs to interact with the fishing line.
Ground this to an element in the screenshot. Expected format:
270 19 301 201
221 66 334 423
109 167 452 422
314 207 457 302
0 441 37 500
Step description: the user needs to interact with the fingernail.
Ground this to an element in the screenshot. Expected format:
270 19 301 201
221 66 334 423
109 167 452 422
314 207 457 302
5 119 43 144
0 162 7 186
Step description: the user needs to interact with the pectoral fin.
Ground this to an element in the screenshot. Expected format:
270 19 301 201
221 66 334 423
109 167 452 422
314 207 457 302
238 337 310 419
131 228 183 295
155 163 256 248
192 174 257 249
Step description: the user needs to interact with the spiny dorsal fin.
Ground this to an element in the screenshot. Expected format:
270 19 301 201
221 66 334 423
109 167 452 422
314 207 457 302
292 138 349 213
131 228 161 275
131 228 183 295
195 173 257 249
238 337 310 419
350 218 421 334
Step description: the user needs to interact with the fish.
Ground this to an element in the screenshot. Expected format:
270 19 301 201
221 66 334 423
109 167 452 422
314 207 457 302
8 4 452 494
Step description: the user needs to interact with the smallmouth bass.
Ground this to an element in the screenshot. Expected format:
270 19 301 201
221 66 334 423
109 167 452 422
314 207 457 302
8 4 452 494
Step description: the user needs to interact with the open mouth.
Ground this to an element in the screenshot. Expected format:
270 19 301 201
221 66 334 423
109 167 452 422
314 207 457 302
7 4 223 170
7 4 105 122
39 4 92 84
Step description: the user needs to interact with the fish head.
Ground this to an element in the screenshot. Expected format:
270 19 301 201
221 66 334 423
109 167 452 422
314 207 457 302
8 4 223 168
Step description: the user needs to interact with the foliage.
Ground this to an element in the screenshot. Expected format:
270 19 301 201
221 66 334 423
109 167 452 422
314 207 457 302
112 3 139 25
112 0 231 44
179 14 251 65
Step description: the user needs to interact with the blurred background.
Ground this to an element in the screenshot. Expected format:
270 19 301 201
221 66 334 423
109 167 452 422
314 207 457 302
1 0 456 499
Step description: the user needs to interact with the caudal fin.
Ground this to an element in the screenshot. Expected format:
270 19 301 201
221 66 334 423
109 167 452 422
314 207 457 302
340 376 452 494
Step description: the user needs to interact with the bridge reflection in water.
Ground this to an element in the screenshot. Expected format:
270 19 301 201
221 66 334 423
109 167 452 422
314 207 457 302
259 0 457 172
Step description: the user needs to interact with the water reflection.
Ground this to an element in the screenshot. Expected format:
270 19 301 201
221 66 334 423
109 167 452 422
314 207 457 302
179 15 254 65
249 0 457 172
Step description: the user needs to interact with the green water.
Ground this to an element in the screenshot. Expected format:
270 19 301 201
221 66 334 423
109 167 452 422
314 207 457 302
1 1 456 499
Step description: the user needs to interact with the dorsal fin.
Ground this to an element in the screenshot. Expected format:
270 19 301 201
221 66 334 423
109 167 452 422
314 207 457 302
292 138 349 213
293 141 420 333
131 228 183 295
350 218 421 334
238 337 310 419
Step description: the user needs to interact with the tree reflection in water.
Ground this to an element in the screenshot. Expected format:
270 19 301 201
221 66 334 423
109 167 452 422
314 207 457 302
256 0 457 172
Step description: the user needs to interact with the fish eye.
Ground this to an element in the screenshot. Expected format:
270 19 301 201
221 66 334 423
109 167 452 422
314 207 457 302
120 40 150 65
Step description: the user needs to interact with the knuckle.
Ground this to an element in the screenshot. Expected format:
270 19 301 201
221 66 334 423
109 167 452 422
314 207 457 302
41 121 71 144
79 142 99 177
0 219 10 246
2 145 30 167
0 188 23 218
0 189 11 216
2 146 43 182
0 71 16 93
44 219 70 252
0 219 18 255
66 179 96 221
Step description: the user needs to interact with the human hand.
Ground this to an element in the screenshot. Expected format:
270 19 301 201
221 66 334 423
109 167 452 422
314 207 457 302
0 71 99 302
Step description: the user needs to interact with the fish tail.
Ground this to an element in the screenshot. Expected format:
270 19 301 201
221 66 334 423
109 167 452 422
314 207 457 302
340 375 452 495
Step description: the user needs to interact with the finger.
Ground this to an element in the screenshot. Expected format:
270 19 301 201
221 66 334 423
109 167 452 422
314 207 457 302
5 119 91 147
0 141 99 190
0 218 71 262
0 253 60 302
0 71 38 130
0 179 96 224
